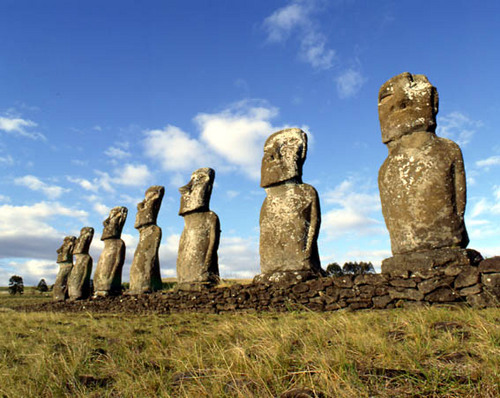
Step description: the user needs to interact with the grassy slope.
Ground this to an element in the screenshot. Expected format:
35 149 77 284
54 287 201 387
0 296 498 397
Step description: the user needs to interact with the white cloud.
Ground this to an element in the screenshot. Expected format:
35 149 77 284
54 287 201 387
476 155 500 169
0 155 14 166
2 259 58 286
93 203 110 217
14 175 69 199
0 115 45 140
67 176 98 192
263 0 335 70
335 69 367 98
322 178 385 238
104 146 131 159
0 202 88 264
143 100 285 180
226 190 240 199
67 164 151 194
218 236 260 279
195 100 279 179
113 164 152 187
437 112 482 147
143 125 212 172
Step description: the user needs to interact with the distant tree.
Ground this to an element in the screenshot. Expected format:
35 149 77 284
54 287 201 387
326 262 344 276
36 279 49 293
342 262 375 275
8 275 24 295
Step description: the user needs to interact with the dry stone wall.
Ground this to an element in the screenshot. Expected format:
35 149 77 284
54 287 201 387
37 257 499 314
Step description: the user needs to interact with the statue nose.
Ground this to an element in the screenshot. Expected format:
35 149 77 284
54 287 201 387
179 181 192 194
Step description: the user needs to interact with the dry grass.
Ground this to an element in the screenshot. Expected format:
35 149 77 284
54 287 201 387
0 296 498 397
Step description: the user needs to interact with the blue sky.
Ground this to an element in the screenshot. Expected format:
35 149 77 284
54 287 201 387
1 0 499 285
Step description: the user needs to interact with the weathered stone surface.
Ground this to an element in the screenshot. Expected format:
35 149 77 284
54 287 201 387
459 284 482 296
454 267 479 289
53 236 76 301
372 295 392 309
425 287 457 302
68 227 94 300
388 288 424 301
93 207 128 297
129 186 164 294
482 273 500 287
389 278 417 288
418 276 455 295
177 168 220 291
382 248 482 276
378 72 470 262
478 257 500 273
257 128 323 282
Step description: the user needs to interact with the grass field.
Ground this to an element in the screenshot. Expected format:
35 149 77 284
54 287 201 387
0 294 499 397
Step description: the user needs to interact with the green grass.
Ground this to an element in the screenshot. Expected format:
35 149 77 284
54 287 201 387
0 295 498 397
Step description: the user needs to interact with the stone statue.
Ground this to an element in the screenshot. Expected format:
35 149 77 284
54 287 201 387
67 227 94 300
53 236 76 301
93 207 128 297
256 128 323 284
129 185 164 294
176 168 220 290
378 72 480 274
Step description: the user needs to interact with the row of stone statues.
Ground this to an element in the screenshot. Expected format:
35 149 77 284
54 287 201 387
53 72 477 300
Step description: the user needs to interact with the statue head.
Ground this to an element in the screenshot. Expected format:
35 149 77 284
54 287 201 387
73 227 94 254
101 206 128 240
56 236 77 263
378 72 439 144
179 168 215 215
135 185 165 229
260 128 308 188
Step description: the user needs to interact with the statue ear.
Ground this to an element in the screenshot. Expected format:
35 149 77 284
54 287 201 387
432 87 439 116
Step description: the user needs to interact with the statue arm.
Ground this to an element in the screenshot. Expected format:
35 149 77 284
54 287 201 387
306 187 321 257
204 213 220 268
453 148 467 218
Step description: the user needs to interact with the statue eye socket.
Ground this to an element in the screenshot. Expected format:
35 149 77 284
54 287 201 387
379 90 392 102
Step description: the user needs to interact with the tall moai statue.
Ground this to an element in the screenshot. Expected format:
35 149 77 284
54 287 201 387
176 168 220 291
255 128 324 284
378 72 481 275
129 185 165 294
93 207 128 297
53 236 76 301
68 227 94 300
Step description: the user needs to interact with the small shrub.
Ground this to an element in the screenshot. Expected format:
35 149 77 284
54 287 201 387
8 275 24 295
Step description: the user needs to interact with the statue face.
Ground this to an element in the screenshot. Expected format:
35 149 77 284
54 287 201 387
260 128 307 188
73 227 94 254
101 207 128 240
135 185 165 229
378 72 438 144
179 168 215 215
56 236 76 263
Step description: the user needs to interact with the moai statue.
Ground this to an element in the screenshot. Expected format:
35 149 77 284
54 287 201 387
67 227 94 300
378 72 482 275
53 236 76 301
129 186 165 294
93 207 128 297
255 128 324 284
176 168 220 291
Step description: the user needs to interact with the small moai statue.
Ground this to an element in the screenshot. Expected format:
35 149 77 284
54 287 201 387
67 227 94 300
93 207 128 297
176 168 220 291
255 127 324 284
378 72 482 275
129 185 165 294
53 236 76 301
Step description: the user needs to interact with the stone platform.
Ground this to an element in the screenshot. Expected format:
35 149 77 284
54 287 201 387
30 257 500 314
